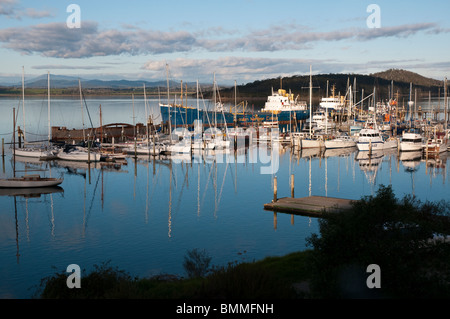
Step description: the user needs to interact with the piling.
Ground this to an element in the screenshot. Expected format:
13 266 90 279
1 138 4 157
290 174 295 198
273 176 277 202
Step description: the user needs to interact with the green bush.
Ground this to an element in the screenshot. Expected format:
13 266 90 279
306 185 450 298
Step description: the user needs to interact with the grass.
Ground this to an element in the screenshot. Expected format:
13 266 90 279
35 252 312 299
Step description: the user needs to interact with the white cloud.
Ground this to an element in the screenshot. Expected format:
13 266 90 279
0 20 445 59
0 0 53 19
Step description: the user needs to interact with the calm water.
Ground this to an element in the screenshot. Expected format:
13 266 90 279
0 97 449 299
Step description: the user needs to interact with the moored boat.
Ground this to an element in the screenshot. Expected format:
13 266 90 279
400 128 424 152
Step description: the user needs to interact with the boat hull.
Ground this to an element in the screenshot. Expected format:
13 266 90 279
325 140 356 149
160 105 309 129
57 150 102 162
0 177 63 188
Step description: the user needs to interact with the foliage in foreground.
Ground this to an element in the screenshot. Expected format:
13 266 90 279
36 253 306 299
307 184 450 298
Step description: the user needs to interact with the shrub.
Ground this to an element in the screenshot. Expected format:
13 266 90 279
306 185 450 298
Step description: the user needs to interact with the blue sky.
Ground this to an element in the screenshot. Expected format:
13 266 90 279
0 0 449 84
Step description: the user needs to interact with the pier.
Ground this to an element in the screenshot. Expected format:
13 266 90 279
264 196 356 217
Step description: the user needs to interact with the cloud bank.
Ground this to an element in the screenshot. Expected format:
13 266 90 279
0 21 444 58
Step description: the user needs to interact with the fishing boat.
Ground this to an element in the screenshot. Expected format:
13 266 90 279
356 119 397 151
319 85 344 111
160 85 309 129
423 127 448 155
399 128 424 152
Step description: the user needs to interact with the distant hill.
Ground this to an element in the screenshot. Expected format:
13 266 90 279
0 69 444 104
219 69 445 107
371 69 443 87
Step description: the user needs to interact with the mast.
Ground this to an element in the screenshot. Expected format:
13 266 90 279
13 108 16 177
214 72 217 127
48 71 51 142
309 65 312 136
445 77 448 130
234 80 237 127
166 64 172 143
144 83 149 149
21 66 26 142
79 79 86 142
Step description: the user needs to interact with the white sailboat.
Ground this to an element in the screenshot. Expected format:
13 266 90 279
15 69 56 160
0 108 63 188
56 146 102 162
56 80 101 162
324 133 357 149
300 66 324 149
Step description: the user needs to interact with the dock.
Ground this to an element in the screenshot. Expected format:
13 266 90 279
264 196 356 217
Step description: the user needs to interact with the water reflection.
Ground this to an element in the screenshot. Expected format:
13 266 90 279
1 142 450 298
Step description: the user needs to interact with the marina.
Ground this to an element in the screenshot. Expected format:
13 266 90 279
1 68 450 299
1 91 450 298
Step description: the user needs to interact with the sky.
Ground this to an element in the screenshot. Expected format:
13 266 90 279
0 0 449 85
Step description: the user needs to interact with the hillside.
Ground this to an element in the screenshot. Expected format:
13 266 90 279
371 69 443 87
219 69 445 107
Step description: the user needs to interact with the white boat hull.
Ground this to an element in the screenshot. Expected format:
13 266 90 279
399 142 423 152
357 139 397 151
300 138 324 149
0 176 63 188
15 148 57 160
325 139 356 149
57 150 102 162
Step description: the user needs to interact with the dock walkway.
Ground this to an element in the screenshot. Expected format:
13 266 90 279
264 196 356 217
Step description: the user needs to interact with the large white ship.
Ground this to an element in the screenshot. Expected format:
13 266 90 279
261 88 308 112
319 85 344 111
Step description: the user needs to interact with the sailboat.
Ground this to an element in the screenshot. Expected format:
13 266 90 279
56 80 101 162
299 66 324 149
15 69 57 160
0 108 63 188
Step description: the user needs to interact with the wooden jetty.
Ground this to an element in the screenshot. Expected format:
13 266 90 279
264 196 356 217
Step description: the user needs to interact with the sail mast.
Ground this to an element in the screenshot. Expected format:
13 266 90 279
21 66 26 142
309 65 312 136
48 71 51 142
166 64 172 143
79 79 86 142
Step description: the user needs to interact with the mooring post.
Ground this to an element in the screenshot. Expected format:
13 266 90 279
290 174 295 198
273 176 277 202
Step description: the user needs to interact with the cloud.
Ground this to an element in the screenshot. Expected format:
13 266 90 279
142 55 450 84
0 19 446 59
0 0 53 19
0 21 197 58
31 64 108 70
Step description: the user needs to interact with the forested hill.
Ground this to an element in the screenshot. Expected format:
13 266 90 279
220 69 445 105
